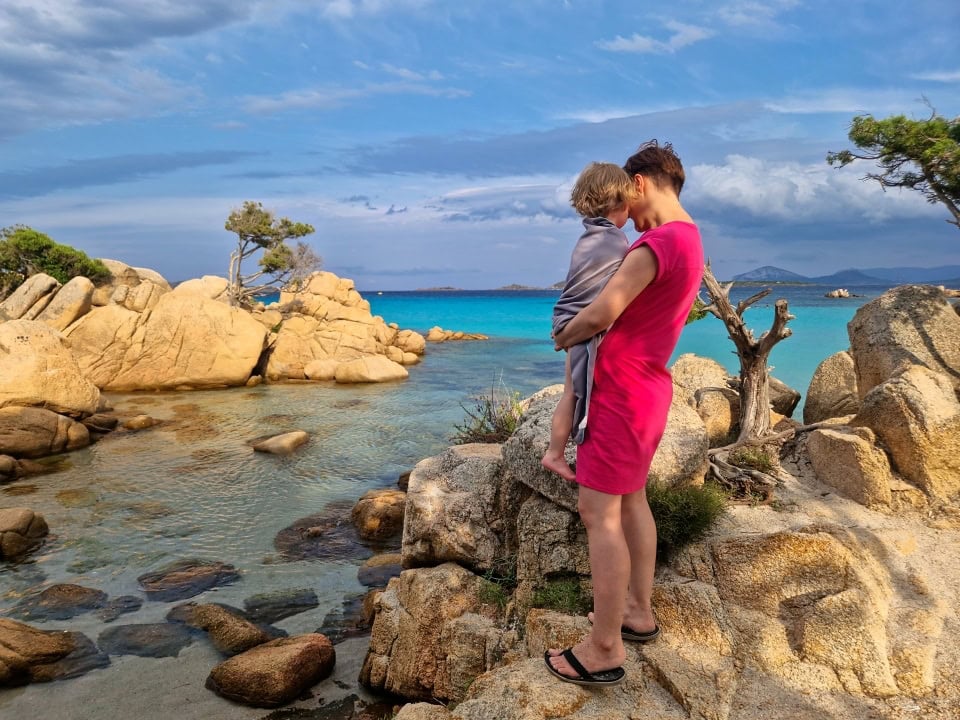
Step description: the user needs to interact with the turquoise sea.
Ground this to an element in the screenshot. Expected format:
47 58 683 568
0 283 896 718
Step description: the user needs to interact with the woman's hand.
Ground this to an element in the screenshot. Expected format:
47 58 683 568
553 245 658 348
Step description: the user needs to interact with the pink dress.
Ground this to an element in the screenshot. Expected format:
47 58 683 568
575 221 704 495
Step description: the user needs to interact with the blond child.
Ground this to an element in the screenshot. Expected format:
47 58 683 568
541 162 634 481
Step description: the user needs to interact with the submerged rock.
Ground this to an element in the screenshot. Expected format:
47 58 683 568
97 623 195 658
10 584 108 622
137 558 241 602
274 500 377 562
167 602 276 655
0 619 109 686
205 633 336 708
357 553 403 588
0 507 49 560
96 595 144 623
243 588 320 625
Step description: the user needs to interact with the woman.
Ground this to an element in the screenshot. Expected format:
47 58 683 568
545 140 704 686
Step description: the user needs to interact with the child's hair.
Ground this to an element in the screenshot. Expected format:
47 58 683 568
570 162 635 218
623 140 685 195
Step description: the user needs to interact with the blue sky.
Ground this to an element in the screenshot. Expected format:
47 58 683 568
1 0 958 289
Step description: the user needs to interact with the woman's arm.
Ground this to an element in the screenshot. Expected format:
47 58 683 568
553 244 658 349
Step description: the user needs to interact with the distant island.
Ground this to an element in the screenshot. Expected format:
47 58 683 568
733 264 960 285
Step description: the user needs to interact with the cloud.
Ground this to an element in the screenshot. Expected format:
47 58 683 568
317 0 434 20
435 182 573 223
596 21 713 54
908 69 960 83
380 63 444 81
763 88 930 115
244 81 470 114
716 0 801 30
0 151 260 198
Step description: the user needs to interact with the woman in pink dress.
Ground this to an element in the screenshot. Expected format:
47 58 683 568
545 141 704 686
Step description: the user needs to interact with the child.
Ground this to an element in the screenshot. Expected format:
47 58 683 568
541 162 634 482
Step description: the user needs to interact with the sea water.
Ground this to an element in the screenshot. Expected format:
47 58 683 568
0 284 891 717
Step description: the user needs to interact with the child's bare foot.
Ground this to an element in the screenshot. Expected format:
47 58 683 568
541 452 576 481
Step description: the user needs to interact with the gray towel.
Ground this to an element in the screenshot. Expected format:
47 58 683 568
552 217 628 443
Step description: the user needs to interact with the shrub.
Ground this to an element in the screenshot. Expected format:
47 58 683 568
0 225 110 299
648 481 727 561
452 381 523 444
685 295 708 325
530 577 592 615
728 446 775 473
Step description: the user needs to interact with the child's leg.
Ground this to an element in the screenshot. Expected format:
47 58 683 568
541 353 576 481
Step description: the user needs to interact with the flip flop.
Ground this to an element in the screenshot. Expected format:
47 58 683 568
543 648 625 687
621 624 660 643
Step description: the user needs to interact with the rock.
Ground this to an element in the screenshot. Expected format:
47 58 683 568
35 276 94 331
825 288 850 298
514 494 589 604
0 273 60 321
0 619 109 686
137 559 241 602
807 426 894 507
804 350 860 423
97 623 194 658
81 412 119 434
96 595 143 623
171 275 230 301
853 365 960 502
394 329 426 355
649 394 710 486
65 292 267 390
0 507 49 560
0 406 90 459
395 704 453 720
358 552 403 588
522 609 591 659
847 285 960 398
250 430 310 454
335 355 409 383
10 584 108 622
205 633 336 708
0 320 101 416
671 354 738 447
352 488 406 541
273 500 372 562
0 454 17 479
171 602 272 655
360 564 496 701
768 376 801 418
402 444 513 574
304 358 339 380
316 592 375 644
243 588 320 625
425 326 488 342
123 414 158 431
91 259 171 311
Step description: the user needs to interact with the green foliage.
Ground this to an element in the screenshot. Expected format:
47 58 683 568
530 577 592 615
452 381 523 444
827 107 960 229
0 225 110 300
479 554 517 610
479 579 510 611
647 481 728 561
224 200 320 305
685 295 708 325
728 446 775 473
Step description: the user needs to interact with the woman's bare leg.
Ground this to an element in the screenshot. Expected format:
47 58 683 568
547 486 627 676
620 486 658 632
541 353 576 481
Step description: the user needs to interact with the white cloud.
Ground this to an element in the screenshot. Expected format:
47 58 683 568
380 63 444 81
316 0 434 20
908 69 960 83
717 0 801 30
597 21 713 54
689 154 937 223
244 81 469 114
764 88 927 115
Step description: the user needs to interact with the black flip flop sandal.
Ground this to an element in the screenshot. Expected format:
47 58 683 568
621 623 660 642
543 648 625 687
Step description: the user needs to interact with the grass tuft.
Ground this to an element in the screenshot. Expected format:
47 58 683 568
452 380 523 444
530 577 592 615
728 446 776 473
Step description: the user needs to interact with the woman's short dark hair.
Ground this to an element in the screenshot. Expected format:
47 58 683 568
623 140 685 196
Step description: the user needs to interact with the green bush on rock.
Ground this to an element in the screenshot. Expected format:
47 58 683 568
0 225 110 300
452 383 523 444
648 481 727 561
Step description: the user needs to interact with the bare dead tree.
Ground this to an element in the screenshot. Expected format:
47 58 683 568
701 262 796 498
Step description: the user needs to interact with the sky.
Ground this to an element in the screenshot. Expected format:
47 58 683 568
1 0 959 290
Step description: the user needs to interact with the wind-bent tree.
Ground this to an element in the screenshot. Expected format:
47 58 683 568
827 107 960 229
0 225 110 300
224 201 320 306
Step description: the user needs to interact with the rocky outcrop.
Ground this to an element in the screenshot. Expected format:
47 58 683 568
0 406 90 458
171 275 230 301
0 508 49 560
425 326 488 342
0 320 101 417
807 426 894 507
205 633 335 708
91 258 171 312
242 588 319 624
352 488 407 541
0 618 109 686
804 350 860 423
0 273 60 322
672 354 738 447
847 285 960 399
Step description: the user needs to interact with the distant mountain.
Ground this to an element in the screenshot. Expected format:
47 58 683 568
810 269 890 285
860 265 960 283
732 266 809 282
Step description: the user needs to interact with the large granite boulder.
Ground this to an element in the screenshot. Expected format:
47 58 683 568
360 563 506 702
514 494 589 605
66 292 267 390
804 350 860 423
35 276 94 331
335 355 408 383
853 365 960 503
206 633 335 708
0 320 101 416
672 354 739 447
0 618 109 686
848 285 960 399
0 406 90 458
91 259 171 312
402 444 517 573
0 508 49 560
0 273 59 321
353 487 407 541
171 275 230 301
806 426 894 507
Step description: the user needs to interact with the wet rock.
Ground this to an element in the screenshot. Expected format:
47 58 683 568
123 414 159 431
0 619 109 686
358 553 403 588
317 593 373 644
168 602 273 655
243 588 320 625
55 488 99 507
96 595 144 623
82 413 120 434
0 454 17 480
259 695 359 719
274 500 375 562
137 558 241 602
352 488 406 541
0 406 90 459
97 623 195 658
206 633 336 708
250 431 310 455
0 507 49 560
10 583 108 622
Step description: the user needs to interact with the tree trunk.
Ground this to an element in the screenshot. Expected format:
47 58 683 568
737 355 772 441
